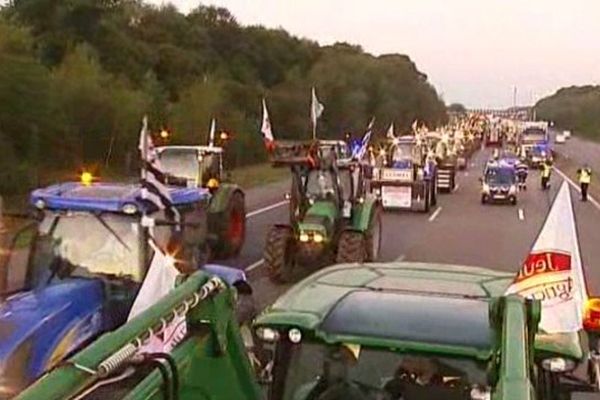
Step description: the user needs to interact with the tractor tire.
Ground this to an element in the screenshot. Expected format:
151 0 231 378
217 191 246 259
364 206 382 262
336 231 366 264
264 226 294 283
421 189 431 213
430 179 438 207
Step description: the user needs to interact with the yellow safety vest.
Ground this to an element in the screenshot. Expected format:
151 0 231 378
580 169 591 184
541 165 551 178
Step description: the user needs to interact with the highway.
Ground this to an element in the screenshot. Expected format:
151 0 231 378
233 147 600 310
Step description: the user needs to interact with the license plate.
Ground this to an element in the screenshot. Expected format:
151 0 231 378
382 186 412 208
493 194 506 199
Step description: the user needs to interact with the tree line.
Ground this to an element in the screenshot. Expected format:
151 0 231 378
0 0 447 194
535 85 600 141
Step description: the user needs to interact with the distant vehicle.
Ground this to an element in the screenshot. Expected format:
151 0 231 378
555 133 566 144
253 262 600 400
563 130 572 139
481 163 518 205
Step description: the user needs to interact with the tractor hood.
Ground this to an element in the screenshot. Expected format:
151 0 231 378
0 279 105 391
300 201 338 235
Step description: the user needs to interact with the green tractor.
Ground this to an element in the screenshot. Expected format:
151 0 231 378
264 140 382 283
156 145 246 259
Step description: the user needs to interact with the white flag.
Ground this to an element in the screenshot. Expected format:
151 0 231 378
261 98 274 149
411 119 419 133
208 118 216 147
128 240 186 353
310 87 324 127
386 122 395 139
505 181 588 333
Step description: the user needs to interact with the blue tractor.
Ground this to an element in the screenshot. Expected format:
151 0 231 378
0 180 251 397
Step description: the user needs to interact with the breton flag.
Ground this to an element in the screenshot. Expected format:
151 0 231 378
138 116 180 223
310 87 324 138
386 122 395 139
353 118 375 160
208 118 216 147
505 181 588 333
261 98 275 151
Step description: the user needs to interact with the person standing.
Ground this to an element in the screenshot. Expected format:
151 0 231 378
541 161 552 190
577 165 592 201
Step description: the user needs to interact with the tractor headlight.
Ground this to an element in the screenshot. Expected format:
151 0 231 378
34 199 46 210
299 232 309 242
256 327 280 342
121 203 138 215
541 357 576 373
313 233 324 243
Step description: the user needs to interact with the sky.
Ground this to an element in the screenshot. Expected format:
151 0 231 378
143 0 600 108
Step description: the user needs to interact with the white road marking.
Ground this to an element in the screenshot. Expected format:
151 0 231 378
395 254 406 262
428 206 443 222
553 167 600 211
518 208 525 221
246 259 264 272
246 200 289 218
453 184 460 192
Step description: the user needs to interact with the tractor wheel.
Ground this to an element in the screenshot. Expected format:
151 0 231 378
430 179 438 207
264 226 294 283
336 231 366 264
218 191 246 258
364 206 382 262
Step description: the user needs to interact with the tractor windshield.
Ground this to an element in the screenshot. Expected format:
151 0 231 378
306 170 336 200
275 342 490 400
392 143 414 162
29 212 143 285
158 148 199 181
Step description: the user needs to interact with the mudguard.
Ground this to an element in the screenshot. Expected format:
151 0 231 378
202 264 251 294
350 196 379 232
208 183 244 214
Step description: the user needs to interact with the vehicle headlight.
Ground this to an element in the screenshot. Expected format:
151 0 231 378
121 203 138 215
541 357 576 373
34 199 46 210
313 233 324 243
482 183 490 194
299 232 309 242
255 327 279 342
509 185 517 195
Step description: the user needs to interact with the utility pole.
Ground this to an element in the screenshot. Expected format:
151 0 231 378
513 86 517 109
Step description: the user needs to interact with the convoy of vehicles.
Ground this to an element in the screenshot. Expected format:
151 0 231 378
264 140 382 283
370 135 437 212
156 145 246 258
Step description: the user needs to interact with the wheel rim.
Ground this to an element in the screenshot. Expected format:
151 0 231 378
228 209 244 247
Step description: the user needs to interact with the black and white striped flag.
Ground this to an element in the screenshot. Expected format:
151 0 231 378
138 116 180 222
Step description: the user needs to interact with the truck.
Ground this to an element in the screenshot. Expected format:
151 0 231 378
15 270 262 400
520 124 552 168
0 178 252 397
155 145 246 259
253 261 600 400
370 135 437 212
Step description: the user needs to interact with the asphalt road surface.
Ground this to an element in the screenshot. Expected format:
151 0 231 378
234 148 600 311
552 130 600 173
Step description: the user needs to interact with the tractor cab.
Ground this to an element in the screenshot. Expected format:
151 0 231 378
156 145 224 189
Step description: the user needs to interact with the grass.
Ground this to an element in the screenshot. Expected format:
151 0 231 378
554 153 600 200
230 163 288 189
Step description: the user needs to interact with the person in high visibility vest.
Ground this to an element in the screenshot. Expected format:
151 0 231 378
577 165 592 201
540 161 552 191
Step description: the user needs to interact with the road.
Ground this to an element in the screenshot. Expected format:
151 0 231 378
552 130 600 173
236 148 600 311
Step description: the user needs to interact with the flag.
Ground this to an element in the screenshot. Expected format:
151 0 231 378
386 122 395 139
208 118 216 147
353 117 375 160
310 87 324 127
138 116 180 222
505 181 588 333
261 98 275 150
411 120 419 133
127 239 186 353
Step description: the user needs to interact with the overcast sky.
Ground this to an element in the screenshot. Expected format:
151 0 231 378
7 0 594 108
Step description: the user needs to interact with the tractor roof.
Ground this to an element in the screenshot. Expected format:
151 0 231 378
156 145 223 154
30 182 209 214
255 262 583 360
256 262 511 358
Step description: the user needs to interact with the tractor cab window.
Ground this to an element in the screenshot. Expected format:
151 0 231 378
29 212 146 285
338 169 353 201
306 170 336 201
159 149 199 181
274 342 490 400
199 152 221 184
392 143 414 162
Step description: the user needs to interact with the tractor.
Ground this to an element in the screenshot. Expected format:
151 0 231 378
423 131 458 193
0 178 253 397
264 140 382 283
370 135 437 212
155 145 246 259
